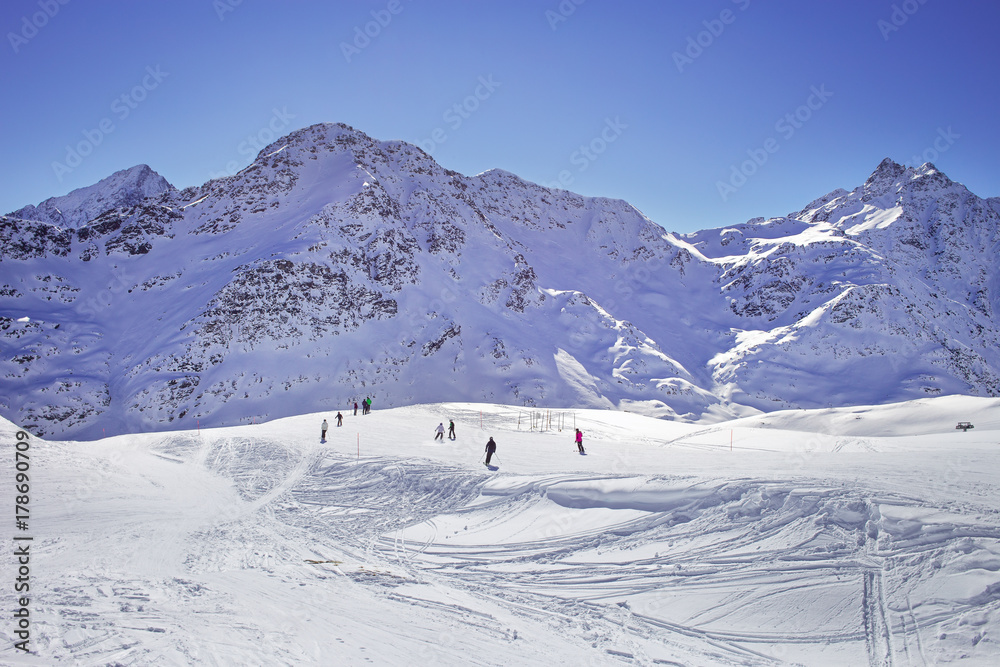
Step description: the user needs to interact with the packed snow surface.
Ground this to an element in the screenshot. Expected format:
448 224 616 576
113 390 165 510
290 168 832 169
3 395 999 665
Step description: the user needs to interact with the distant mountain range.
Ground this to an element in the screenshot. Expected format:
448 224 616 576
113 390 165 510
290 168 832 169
2 122 997 438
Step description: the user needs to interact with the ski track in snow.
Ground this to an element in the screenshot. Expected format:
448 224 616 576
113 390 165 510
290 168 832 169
3 398 1000 665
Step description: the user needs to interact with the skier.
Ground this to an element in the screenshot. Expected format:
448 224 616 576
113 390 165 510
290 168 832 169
448 420 456 440
485 437 497 466
363 397 371 415
434 423 445 441
336 412 343 427
353 401 358 416
575 428 585 454
321 419 328 441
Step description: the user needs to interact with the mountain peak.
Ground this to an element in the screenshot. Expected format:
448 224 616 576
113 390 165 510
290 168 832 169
6 164 173 229
235 121 454 187
861 158 962 201
863 157 908 192
267 122 360 149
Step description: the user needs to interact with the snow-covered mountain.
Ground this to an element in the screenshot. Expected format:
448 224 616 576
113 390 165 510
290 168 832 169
5 164 172 232
1 123 997 438
687 157 1000 411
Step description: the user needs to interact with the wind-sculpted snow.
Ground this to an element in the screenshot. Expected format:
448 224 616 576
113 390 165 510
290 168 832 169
12 398 1000 665
1 122 999 437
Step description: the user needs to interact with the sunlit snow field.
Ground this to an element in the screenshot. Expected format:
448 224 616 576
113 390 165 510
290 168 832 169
3 395 999 665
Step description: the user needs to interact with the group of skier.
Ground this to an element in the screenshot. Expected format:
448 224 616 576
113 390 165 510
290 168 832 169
321 408 586 467
484 428 584 467
320 397 375 441
434 420 457 441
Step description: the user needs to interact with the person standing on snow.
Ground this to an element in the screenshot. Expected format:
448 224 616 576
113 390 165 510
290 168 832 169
485 437 497 466
336 412 343 427
353 401 358 416
321 419 328 441
448 420 456 440
575 429 585 454
434 423 445 441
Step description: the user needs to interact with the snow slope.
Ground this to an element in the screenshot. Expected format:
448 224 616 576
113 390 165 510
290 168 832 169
1 125 998 439
3 395 999 665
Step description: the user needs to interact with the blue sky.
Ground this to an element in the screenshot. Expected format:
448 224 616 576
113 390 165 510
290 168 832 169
2 0 997 233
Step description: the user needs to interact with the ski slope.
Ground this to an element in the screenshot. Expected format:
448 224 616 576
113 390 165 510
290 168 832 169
3 395 999 665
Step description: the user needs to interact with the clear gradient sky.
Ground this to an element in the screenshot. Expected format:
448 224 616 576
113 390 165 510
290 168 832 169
2 0 998 233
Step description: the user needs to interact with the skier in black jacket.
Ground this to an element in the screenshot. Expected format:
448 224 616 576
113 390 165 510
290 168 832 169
485 437 497 465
